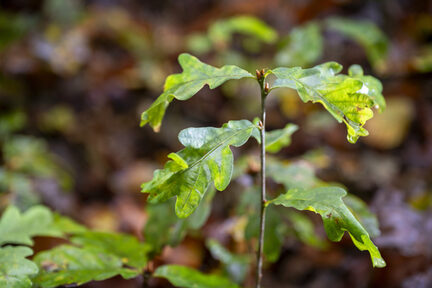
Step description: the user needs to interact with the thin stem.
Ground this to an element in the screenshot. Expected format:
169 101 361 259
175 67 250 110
256 76 267 288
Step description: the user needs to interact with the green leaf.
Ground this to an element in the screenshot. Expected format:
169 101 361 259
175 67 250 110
285 210 326 248
276 22 323 67
142 120 259 218
52 214 87 234
271 62 384 143
186 186 216 230
154 265 241 288
236 186 260 215
0 246 38 288
237 187 285 262
265 123 298 153
245 207 285 262
143 201 182 253
0 206 63 246
70 231 151 270
344 194 380 238
263 212 285 262
267 157 321 190
144 187 216 253
140 53 253 131
33 245 138 288
208 16 278 45
268 186 386 267
206 239 250 284
326 17 388 69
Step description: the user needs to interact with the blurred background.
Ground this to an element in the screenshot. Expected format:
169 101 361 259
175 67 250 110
0 0 431 287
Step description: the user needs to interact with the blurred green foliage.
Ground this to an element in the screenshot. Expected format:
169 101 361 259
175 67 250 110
413 45 432 72
206 239 251 284
0 111 73 210
187 16 278 55
325 18 389 71
275 22 323 67
0 11 35 51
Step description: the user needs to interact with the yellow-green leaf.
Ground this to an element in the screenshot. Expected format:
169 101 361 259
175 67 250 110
271 62 385 143
348 64 386 112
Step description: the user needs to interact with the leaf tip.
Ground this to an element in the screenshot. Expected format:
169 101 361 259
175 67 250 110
178 53 195 67
373 257 387 268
